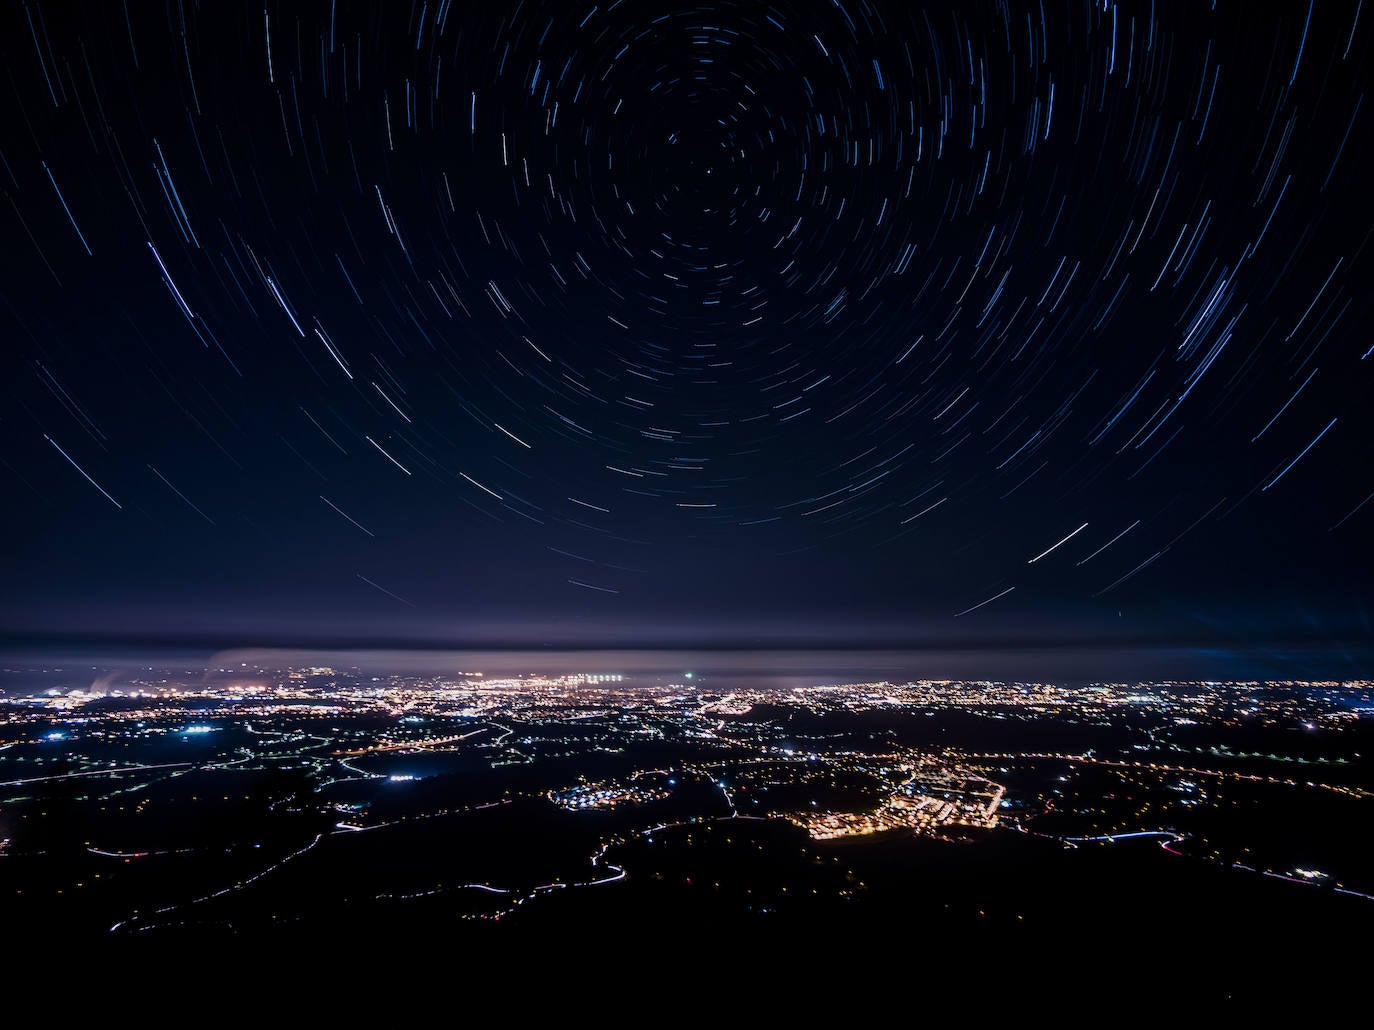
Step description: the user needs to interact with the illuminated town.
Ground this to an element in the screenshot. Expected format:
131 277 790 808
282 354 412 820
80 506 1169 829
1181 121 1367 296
3 664 1370 942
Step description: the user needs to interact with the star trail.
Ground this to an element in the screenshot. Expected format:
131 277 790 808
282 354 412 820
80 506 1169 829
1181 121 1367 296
0 0 1370 658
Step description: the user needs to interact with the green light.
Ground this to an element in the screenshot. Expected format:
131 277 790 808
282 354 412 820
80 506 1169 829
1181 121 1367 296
685 672 694 679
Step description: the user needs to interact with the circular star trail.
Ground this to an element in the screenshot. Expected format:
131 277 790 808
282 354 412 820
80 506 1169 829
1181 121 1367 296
0 1 1370 646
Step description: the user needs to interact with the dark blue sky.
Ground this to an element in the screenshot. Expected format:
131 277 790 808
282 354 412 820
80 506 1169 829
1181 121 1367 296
1 1 1370 670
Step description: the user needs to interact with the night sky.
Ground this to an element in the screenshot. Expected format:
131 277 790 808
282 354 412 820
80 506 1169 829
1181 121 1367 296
1 1 1371 661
